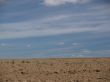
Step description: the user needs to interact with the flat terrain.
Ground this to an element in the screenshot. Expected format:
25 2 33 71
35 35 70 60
0 58 110 82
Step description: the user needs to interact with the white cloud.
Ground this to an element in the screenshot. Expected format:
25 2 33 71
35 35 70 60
77 54 84 57
43 0 90 6
77 49 110 55
81 49 91 54
72 43 80 47
27 44 31 48
0 3 110 39
1 43 6 46
33 48 110 57
41 14 71 23
0 26 98 39
0 43 12 48
0 16 109 39
58 42 65 45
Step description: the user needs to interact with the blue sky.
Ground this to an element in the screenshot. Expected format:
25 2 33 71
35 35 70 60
0 0 110 58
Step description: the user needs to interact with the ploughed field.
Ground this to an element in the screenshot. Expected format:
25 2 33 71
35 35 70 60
0 58 110 82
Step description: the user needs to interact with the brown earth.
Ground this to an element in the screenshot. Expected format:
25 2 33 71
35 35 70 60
0 58 110 82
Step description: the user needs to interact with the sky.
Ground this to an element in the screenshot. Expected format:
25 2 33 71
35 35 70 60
0 0 110 58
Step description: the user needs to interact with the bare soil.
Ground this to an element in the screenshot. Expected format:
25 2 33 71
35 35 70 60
0 58 110 82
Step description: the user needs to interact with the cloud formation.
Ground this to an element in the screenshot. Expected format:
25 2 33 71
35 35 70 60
0 0 110 39
0 26 97 39
0 11 110 39
27 44 31 48
33 48 110 57
43 0 90 6
58 42 65 45
0 43 7 47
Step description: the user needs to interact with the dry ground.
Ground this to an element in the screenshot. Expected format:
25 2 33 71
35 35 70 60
0 58 110 82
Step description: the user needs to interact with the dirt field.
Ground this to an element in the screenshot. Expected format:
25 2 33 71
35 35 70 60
0 58 110 82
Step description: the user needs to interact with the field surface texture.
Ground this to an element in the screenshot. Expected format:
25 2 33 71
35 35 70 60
0 58 110 82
